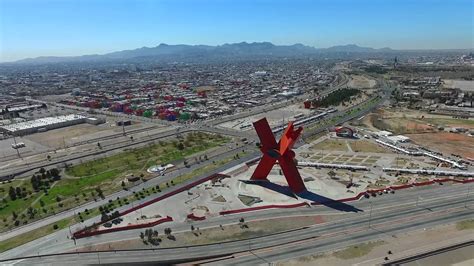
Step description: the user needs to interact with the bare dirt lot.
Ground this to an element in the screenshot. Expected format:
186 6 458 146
311 139 349 152
24 123 110 149
347 75 376 89
407 132 474 158
443 79 474 92
24 121 154 149
349 140 392 153
361 108 474 134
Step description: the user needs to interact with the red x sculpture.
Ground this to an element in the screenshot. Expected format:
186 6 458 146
251 118 307 194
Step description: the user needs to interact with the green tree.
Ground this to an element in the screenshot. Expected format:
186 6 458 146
31 175 40 191
15 187 22 199
8 186 17 201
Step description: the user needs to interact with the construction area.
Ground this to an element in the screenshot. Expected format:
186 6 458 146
358 107 474 158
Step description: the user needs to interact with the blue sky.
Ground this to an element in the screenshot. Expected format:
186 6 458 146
0 0 472 62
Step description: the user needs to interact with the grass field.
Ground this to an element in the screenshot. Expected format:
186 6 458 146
456 219 474 231
424 118 474 128
0 207 100 253
349 140 391 153
333 241 385 259
0 132 229 233
66 132 227 177
172 151 245 185
0 150 242 253
311 139 348 152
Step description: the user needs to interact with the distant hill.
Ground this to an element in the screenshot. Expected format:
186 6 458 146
324 44 393 53
7 42 410 64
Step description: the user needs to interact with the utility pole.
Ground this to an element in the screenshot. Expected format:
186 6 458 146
122 120 126 136
12 134 21 159
368 201 373 228
466 185 471 208
416 196 422 207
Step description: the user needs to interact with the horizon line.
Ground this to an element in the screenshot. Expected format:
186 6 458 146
2 41 473 64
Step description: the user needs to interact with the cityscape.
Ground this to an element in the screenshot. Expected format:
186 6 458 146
0 0 473 265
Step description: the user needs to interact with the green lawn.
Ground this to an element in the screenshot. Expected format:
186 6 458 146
172 151 246 185
0 150 244 253
0 179 25 199
0 206 101 253
0 132 229 233
333 241 385 259
456 219 474 230
66 133 228 177
311 139 349 152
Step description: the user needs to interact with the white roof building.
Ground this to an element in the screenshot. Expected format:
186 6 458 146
387 135 410 143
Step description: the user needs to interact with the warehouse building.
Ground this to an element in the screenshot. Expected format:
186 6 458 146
0 114 104 136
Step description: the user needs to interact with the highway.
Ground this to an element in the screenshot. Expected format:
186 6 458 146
0 125 249 180
1 182 472 264
0 76 418 264
0 77 391 246
0 142 258 242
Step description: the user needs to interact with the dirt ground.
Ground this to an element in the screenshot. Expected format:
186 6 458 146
349 140 392 153
361 108 474 134
24 124 110 148
311 139 349 152
407 132 474 158
23 122 150 149
73 214 347 252
443 79 474 92
280 221 474 266
347 75 376 89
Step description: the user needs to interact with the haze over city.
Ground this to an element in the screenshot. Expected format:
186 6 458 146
1 0 473 62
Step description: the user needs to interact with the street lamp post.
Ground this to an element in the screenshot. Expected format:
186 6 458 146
11 134 21 158
368 201 373 228
466 185 471 208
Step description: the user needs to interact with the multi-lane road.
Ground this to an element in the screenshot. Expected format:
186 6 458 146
5 76 455 265
0 141 258 242
0 80 364 240
1 183 472 264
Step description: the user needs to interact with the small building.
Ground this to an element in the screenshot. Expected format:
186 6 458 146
375 130 393 137
387 135 410 143
335 127 355 138
116 120 132 126
85 117 105 125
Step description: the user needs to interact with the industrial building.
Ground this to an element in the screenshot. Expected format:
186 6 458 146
0 114 104 136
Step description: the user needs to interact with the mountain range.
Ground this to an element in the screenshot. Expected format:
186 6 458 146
7 42 400 64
